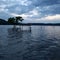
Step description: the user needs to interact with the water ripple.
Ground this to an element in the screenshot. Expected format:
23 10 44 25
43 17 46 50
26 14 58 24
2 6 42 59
0 26 60 60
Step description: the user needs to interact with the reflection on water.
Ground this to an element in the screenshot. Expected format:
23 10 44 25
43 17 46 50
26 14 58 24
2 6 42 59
0 26 60 60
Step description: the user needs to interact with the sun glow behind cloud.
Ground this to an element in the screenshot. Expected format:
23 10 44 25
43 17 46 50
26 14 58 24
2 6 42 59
41 14 60 20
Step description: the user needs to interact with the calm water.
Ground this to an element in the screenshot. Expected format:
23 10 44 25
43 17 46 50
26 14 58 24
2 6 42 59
0 25 60 60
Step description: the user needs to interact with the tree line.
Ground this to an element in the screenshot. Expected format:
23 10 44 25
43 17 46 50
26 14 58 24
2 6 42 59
8 16 24 24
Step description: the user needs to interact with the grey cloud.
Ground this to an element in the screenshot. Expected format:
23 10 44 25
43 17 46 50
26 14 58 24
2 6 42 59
30 0 60 7
0 0 60 22
39 4 60 16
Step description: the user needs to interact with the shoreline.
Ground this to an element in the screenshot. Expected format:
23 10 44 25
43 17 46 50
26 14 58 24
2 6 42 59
0 23 60 26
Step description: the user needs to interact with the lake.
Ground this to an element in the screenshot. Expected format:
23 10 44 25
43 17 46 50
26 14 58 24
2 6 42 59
0 25 60 60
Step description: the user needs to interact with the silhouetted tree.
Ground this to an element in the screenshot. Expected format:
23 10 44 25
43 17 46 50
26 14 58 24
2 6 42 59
8 17 15 24
8 16 24 24
15 16 24 23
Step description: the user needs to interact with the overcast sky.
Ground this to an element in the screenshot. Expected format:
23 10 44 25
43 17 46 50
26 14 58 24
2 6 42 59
0 0 60 23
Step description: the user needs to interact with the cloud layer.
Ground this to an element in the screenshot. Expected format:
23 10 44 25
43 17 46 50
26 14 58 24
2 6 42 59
0 0 60 23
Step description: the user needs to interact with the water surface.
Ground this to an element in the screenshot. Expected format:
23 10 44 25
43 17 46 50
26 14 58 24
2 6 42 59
0 25 60 60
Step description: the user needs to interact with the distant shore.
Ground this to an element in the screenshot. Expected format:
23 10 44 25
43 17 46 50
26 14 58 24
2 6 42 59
0 23 60 26
0 18 60 26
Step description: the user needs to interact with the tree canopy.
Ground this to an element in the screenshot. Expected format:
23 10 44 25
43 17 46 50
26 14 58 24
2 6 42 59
8 16 24 24
15 16 24 23
8 17 15 23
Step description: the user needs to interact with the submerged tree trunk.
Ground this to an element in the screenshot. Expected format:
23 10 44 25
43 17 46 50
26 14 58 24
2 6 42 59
13 25 16 28
19 25 23 31
29 25 31 32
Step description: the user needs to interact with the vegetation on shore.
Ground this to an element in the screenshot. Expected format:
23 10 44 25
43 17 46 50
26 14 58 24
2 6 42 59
0 16 24 25
8 16 24 24
0 16 60 25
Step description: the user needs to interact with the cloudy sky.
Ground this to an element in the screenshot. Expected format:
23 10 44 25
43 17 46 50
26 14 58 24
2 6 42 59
0 0 60 23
